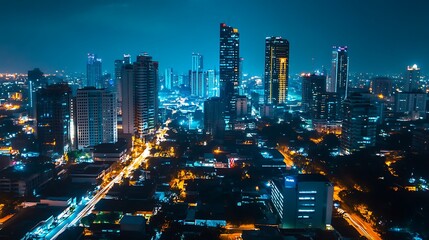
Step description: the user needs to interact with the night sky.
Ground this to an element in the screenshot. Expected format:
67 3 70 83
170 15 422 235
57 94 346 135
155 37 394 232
1 0 428 76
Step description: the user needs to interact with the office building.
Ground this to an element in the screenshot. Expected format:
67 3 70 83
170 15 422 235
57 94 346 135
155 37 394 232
341 92 378 154
395 92 427 120
115 54 130 113
121 64 135 135
191 53 203 73
164 68 174 90
270 174 333 230
36 84 71 155
207 69 219 98
87 53 103 88
370 77 393 98
328 46 349 100
315 93 339 120
204 97 224 139
133 54 159 138
220 23 240 126
301 73 326 115
76 87 117 149
264 36 289 105
190 70 207 97
28 68 46 118
28 68 46 88
404 64 421 92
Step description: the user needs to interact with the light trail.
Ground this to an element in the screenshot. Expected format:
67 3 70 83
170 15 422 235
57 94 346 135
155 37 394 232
47 146 151 240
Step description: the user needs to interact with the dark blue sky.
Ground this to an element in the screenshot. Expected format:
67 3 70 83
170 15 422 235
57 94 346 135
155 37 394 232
0 0 428 75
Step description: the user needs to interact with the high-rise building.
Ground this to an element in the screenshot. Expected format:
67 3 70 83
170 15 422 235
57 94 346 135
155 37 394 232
28 68 46 118
341 92 378 154
86 53 103 88
190 70 207 97
190 53 205 97
239 57 245 95
220 23 240 126
204 97 224 139
395 92 427 120
328 46 349 100
404 64 421 92
164 68 174 90
370 77 393 98
36 84 71 155
264 36 289 105
207 69 218 98
301 73 326 115
115 55 130 113
123 54 131 64
121 64 135 135
76 87 117 149
133 54 159 138
28 68 45 88
270 174 333 230
191 53 203 73
315 93 339 120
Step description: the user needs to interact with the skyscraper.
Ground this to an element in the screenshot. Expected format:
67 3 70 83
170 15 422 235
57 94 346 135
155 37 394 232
204 97 224 139
315 93 339 120
191 53 203 73
301 73 326 116
133 54 158 138
28 68 45 118
121 64 135 135
370 77 393 98
28 68 46 88
270 174 333 230
264 36 289 105
395 92 427 120
164 68 174 90
36 84 71 155
86 53 103 88
341 92 378 154
190 71 207 97
76 87 117 149
207 69 218 98
220 23 240 127
405 64 421 92
328 46 349 100
114 55 129 112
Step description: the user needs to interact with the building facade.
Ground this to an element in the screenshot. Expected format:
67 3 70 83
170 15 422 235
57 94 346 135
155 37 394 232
270 174 333 230
36 84 71 155
341 92 378 154
76 87 117 149
121 64 135 135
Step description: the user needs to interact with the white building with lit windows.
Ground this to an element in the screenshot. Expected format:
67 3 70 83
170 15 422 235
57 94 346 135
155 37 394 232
270 174 333 229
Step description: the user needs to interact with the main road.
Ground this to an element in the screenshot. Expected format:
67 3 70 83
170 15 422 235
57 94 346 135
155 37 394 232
45 145 151 240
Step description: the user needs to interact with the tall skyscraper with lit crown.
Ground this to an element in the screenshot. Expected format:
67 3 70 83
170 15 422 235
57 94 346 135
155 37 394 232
264 36 289 105
219 23 240 127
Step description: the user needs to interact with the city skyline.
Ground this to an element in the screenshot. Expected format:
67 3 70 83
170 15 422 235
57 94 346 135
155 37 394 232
1 0 428 75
